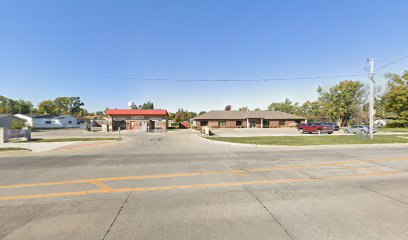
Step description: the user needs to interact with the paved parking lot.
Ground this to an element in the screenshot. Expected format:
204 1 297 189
0 130 407 239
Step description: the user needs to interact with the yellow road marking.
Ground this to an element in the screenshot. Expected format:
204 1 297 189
0 171 400 201
88 180 113 191
233 173 252 177
0 156 407 190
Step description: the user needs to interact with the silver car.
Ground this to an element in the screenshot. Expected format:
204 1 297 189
344 125 378 134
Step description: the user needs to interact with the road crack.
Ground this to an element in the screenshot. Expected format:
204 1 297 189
248 189 296 240
227 160 295 239
362 186 408 206
102 191 132 240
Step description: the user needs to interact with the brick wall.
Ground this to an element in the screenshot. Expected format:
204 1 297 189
198 120 246 128
285 120 296 127
226 121 237 128
208 121 219 128
195 119 303 128
269 121 279 128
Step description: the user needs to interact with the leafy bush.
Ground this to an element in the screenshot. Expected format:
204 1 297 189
385 120 408 128
10 119 26 129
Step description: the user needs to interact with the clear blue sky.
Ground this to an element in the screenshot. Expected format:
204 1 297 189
1 0 407 113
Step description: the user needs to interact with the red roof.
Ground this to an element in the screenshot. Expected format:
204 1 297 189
179 121 190 129
106 109 168 116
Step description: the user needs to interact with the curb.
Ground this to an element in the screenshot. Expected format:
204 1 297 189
200 136 408 150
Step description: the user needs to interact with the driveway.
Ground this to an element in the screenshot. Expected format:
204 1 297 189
1 130 408 239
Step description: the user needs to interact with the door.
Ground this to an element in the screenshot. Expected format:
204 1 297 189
250 121 256 128
149 120 155 130
130 121 136 130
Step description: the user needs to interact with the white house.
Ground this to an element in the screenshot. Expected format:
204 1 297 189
14 114 79 129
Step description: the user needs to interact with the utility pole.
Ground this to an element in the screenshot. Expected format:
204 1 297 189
368 58 375 139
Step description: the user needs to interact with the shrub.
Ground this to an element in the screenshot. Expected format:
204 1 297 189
10 119 26 129
385 120 408 128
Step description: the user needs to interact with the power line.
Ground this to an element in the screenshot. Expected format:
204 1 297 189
146 74 366 82
375 55 408 72
46 73 366 82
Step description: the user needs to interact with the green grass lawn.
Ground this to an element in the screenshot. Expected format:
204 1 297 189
0 147 31 152
23 138 120 143
207 135 408 146
378 128 408 132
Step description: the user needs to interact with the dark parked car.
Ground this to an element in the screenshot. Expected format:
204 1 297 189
323 122 340 131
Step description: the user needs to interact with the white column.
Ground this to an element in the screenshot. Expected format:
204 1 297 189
0 127 8 143
247 118 249 128
261 118 263 128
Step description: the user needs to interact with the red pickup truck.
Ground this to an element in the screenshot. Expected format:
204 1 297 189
297 123 334 134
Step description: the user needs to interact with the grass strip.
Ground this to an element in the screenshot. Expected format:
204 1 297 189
378 128 408 133
25 138 120 143
206 135 408 146
0 147 31 152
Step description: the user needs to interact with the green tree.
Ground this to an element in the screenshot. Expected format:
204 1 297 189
67 97 84 115
38 100 56 114
382 71 408 124
254 107 261 111
53 97 84 115
0 96 33 114
298 100 322 121
198 111 206 116
138 101 154 110
168 112 176 121
54 97 71 114
317 80 364 126
173 108 197 123
239 106 249 111
267 98 299 114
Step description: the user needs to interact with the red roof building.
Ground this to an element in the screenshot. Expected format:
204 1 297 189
106 109 168 131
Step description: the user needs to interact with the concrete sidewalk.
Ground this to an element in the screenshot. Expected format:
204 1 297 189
0 142 77 153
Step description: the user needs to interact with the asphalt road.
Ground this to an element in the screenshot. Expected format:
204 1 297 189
0 130 408 240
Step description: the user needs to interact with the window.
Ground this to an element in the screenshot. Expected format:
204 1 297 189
236 121 242 127
262 120 269 126
279 120 286 126
200 121 208 126
45 121 51 124
219 121 226 128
